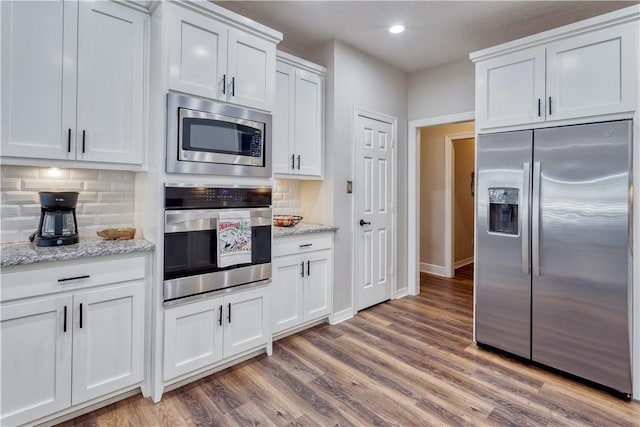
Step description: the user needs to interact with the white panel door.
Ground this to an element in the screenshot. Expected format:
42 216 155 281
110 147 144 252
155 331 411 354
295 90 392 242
294 69 324 177
72 282 145 405
167 4 227 101
476 47 546 129
76 1 145 164
356 115 394 310
271 255 304 333
546 22 638 121
273 61 295 174
0 0 77 160
227 29 275 111
223 287 269 358
303 249 331 321
163 297 224 380
0 296 72 426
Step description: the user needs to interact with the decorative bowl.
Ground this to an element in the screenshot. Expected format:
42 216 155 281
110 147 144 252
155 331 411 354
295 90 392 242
273 215 303 227
97 227 136 240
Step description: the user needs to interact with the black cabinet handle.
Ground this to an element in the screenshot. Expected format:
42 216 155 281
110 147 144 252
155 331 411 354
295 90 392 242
291 154 295 170
359 219 371 226
82 130 86 153
307 260 310 276
58 275 90 283
299 243 312 248
79 303 83 329
301 261 305 278
67 128 71 152
227 303 231 323
222 74 226 95
231 77 235 96
537 98 541 117
218 305 223 326
548 97 552 115
64 305 68 333
297 155 301 170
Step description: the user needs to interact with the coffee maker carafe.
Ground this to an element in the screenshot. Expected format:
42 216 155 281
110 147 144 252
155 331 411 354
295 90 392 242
30 191 79 246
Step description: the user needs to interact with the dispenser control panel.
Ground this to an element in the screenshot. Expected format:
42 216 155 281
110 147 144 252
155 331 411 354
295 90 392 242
488 188 519 235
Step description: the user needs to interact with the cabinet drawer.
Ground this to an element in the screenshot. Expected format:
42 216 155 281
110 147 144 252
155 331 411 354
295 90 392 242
1 254 146 302
273 233 332 257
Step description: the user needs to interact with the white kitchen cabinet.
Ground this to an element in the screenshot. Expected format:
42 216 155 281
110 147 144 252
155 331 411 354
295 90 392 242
71 281 145 405
0 254 148 426
163 285 270 381
167 2 277 112
473 18 638 130
274 51 325 178
272 232 333 335
0 0 147 165
0 296 72 427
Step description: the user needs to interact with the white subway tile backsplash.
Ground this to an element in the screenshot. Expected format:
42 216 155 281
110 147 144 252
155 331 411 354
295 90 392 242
273 179 302 216
3 191 39 203
1 205 20 217
22 179 83 191
0 165 135 243
1 178 21 191
2 166 39 179
84 180 111 192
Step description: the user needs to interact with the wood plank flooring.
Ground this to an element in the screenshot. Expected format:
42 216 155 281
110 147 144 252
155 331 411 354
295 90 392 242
59 265 640 426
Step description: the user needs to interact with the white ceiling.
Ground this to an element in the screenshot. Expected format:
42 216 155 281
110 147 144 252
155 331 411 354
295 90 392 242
213 1 637 73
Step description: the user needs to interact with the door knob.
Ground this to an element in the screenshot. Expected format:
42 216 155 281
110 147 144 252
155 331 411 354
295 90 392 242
359 219 371 226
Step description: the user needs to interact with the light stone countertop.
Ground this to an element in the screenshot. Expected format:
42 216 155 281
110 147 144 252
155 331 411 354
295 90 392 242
273 223 338 237
1 237 155 267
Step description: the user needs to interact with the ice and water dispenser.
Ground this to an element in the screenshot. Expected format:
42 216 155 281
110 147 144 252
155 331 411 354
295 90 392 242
488 188 519 235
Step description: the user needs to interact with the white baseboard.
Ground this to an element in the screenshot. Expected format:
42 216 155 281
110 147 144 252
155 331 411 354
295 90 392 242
330 307 354 325
395 287 409 299
454 257 474 269
420 262 447 277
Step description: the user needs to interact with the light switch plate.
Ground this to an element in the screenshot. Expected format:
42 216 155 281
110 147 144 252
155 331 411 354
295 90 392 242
346 180 353 194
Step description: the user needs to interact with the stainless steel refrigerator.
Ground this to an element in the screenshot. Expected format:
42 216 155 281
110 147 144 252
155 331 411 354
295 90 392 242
475 120 633 396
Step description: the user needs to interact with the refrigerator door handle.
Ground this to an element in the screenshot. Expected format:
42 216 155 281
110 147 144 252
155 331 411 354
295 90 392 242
522 163 531 274
532 162 541 276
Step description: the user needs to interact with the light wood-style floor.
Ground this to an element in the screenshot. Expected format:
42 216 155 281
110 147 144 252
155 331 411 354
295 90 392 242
59 265 640 426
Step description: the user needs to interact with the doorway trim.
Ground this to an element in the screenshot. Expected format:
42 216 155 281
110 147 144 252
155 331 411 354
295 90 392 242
407 111 475 295
444 131 475 278
352 106 398 311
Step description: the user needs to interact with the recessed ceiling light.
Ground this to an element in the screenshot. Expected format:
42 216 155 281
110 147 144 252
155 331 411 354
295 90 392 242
389 24 405 34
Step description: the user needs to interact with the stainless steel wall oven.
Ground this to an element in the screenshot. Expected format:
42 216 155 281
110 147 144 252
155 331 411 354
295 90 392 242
163 185 272 304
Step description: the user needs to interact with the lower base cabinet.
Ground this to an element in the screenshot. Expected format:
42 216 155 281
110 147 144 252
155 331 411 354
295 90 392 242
0 255 147 427
163 285 270 381
272 232 333 335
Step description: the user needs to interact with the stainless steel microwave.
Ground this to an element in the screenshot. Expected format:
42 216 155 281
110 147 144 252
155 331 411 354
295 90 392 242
166 93 272 177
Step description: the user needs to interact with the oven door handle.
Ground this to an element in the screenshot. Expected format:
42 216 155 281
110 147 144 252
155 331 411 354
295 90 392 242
165 208 272 233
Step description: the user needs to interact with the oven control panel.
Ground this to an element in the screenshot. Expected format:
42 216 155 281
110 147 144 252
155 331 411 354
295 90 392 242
165 186 272 209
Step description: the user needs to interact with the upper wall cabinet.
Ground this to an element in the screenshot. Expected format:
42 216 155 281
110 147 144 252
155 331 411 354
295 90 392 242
167 3 279 112
273 51 326 178
1 1 147 165
472 8 639 131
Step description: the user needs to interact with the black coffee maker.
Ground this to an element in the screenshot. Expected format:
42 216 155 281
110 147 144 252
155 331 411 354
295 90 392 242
30 191 80 246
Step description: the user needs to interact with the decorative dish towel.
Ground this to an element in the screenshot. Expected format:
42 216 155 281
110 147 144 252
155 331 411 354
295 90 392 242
218 211 252 268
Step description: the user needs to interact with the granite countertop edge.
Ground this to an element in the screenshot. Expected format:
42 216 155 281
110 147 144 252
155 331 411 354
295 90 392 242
273 223 339 237
1 238 156 267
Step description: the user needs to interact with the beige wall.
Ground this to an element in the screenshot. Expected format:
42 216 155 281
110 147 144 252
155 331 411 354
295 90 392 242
453 138 475 264
420 121 475 269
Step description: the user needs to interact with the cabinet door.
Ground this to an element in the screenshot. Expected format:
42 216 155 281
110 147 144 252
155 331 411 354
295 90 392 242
271 255 304 333
476 47 546 129
76 1 145 164
1 296 72 426
546 22 638 122
303 250 332 321
71 281 145 405
164 297 224 380
0 0 77 160
167 4 227 101
294 69 324 177
227 29 276 111
273 61 296 174
223 287 269 359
